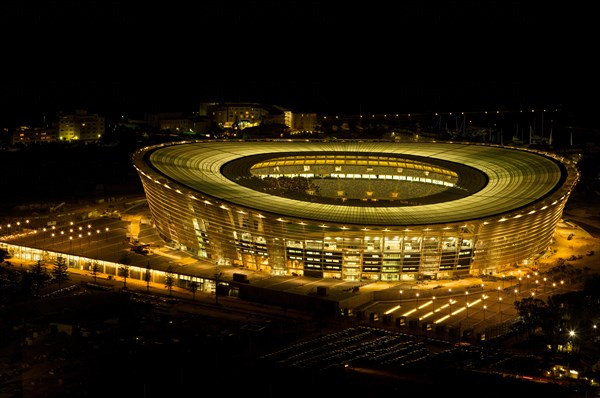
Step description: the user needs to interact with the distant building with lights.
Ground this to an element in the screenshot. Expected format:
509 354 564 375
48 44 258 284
11 125 57 145
202 102 318 134
58 110 105 142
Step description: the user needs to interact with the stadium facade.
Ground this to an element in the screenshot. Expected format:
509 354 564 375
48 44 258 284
132 140 579 282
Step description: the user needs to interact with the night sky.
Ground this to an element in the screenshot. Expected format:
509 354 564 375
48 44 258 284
0 1 596 126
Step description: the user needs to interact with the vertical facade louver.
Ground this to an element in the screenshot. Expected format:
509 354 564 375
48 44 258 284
132 140 579 282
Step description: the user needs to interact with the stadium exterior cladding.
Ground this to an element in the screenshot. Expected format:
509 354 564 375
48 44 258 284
131 140 579 282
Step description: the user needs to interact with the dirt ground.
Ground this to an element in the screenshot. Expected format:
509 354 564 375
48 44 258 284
541 204 600 273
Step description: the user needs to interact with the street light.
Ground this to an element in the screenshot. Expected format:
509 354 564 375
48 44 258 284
481 294 486 317
499 297 503 323
568 330 577 354
543 277 547 293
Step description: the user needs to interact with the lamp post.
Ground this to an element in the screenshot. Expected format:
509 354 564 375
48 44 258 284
96 229 101 258
543 277 547 294
568 330 577 355
415 292 420 310
465 291 469 319
498 297 503 323
481 294 486 320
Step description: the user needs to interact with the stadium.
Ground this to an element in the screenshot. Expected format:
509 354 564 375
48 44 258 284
131 140 579 282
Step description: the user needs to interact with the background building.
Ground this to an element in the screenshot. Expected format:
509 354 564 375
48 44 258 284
58 110 105 142
11 125 57 145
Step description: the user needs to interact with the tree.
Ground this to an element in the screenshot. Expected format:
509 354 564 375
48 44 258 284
514 296 549 337
214 271 221 305
536 294 568 352
119 264 130 289
144 261 152 292
188 280 199 301
90 261 100 283
0 265 21 302
30 259 48 296
52 256 69 291
0 248 9 262
165 264 175 297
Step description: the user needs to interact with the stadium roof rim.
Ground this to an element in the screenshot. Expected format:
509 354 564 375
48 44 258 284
135 140 578 226
221 151 488 207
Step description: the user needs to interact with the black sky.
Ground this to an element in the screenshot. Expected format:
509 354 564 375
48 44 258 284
0 1 596 126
